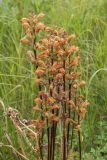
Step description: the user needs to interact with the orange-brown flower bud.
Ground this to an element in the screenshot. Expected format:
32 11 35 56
54 41 60 49
66 45 79 54
51 115 60 122
58 68 65 74
21 18 30 23
59 38 67 45
36 43 46 50
69 56 80 67
37 12 45 19
35 68 46 76
33 106 44 113
68 100 76 109
50 61 58 74
66 72 81 80
20 37 30 44
45 27 53 32
80 107 87 114
56 49 65 56
37 53 48 59
72 84 79 89
58 28 66 34
47 97 56 104
37 60 45 67
68 34 76 40
39 39 49 46
35 79 46 85
56 73 63 79
36 22 45 31
34 98 42 104
22 22 30 28
49 104 60 111
26 27 33 35
80 100 90 108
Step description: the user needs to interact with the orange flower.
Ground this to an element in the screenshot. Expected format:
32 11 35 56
45 27 53 32
54 36 60 41
35 79 46 85
54 41 60 49
73 84 79 89
69 56 80 67
37 60 46 67
56 73 63 79
37 12 45 19
53 30 58 36
80 107 87 114
66 72 81 80
51 115 60 122
22 22 30 28
58 68 65 74
71 72 81 79
37 50 50 59
68 100 76 109
80 107 87 120
34 98 42 104
37 53 48 59
50 61 58 74
36 43 46 50
58 28 66 34
56 49 65 56
80 100 90 108
35 68 46 76
20 38 30 44
36 22 45 31
39 38 49 46
68 34 76 40
47 97 56 104
26 27 33 36
59 38 67 45
65 74 71 80
30 120 46 130
33 106 44 113
65 45 79 54
49 104 60 111
21 18 30 23
38 91 45 97
77 95 84 100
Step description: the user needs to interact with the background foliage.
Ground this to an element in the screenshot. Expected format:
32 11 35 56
0 0 107 159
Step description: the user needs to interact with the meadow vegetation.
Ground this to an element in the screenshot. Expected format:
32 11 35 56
0 0 107 160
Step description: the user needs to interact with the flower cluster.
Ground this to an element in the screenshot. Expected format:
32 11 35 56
21 12 89 160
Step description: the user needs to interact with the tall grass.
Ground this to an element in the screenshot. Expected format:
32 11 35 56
0 0 107 159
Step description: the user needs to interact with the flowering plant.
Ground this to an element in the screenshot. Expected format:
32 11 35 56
19 12 89 160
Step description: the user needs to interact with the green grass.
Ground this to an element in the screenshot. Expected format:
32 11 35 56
0 0 107 159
